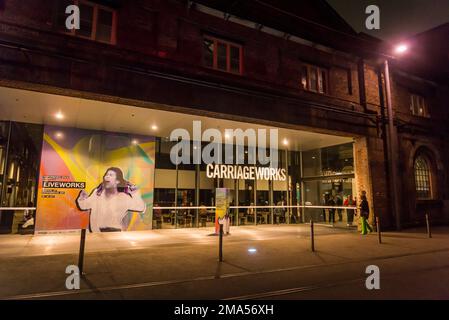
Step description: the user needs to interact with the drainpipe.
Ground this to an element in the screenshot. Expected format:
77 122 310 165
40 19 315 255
384 60 402 230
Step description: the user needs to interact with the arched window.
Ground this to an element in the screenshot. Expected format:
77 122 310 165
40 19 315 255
414 155 432 199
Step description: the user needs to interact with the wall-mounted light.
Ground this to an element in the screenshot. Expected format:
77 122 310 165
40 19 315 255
55 111 64 120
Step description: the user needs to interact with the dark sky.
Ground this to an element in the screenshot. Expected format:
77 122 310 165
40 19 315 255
326 0 449 42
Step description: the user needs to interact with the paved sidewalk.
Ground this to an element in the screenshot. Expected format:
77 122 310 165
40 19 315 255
0 225 448 299
0 224 354 258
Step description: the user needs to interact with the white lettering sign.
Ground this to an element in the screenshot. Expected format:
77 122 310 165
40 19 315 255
206 164 286 181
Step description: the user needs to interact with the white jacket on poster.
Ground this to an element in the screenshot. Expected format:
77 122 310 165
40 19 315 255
77 188 145 232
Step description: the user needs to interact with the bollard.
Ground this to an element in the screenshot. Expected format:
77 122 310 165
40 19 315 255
78 229 86 276
310 219 315 252
219 224 223 262
426 213 432 238
376 216 382 244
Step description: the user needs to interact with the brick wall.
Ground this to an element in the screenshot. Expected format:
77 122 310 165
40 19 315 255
0 0 447 228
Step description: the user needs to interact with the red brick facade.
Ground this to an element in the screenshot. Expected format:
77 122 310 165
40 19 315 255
0 0 447 228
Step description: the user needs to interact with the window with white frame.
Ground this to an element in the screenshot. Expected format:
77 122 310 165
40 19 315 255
410 94 428 117
57 0 117 44
300 65 328 94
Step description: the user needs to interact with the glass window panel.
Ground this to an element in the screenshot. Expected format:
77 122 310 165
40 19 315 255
203 39 214 68
57 0 74 32
309 67 318 91
319 69 327 93
76 4 94 38
300 66 308 89
230 45 240 73
321 143 354 175
414 156 432 199
96 9 113 42
302 149 321 177
418 96 425 116
0 123 43 234
318 69 324 93
414 95 420 115
217 42 227 71
411 94 427 117
155 138 176 170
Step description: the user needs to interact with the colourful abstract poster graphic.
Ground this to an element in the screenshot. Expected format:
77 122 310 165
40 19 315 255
215 188 230 234
36 126 155 232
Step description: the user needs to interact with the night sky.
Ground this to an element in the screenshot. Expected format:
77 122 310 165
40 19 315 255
327 0 449 42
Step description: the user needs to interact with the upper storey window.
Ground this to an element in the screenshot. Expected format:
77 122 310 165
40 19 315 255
57 0 117 45
410 94 429 117
203 36 243 75
300 65 328 94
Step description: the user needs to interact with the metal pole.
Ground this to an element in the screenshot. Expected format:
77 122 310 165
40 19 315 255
1 122 12 206
174 144 179 228
195 163 200 228
78 229 86 276
384 60 401 230
253 163 257 226
235 178 239 227
234 147 239 227
219 224 223 262
300 151 305 223
376 216 382 244
269 179 274 224
426 213 432 238
285 149 290 224
310 219 315 252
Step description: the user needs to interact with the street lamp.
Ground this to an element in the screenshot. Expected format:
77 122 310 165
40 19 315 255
383 43 408 230
394 44 408 55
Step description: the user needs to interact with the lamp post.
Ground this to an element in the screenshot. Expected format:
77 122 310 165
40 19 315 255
383 44 408 231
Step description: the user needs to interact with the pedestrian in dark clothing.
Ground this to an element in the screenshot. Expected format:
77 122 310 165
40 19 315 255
335 194 343 222
360 194 373 235
344 195 356 226
322 194 329 222
328 196 336 224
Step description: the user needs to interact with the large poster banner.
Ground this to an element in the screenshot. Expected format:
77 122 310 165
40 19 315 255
36 125 155 232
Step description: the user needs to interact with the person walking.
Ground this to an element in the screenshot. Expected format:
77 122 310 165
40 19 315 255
359 193 373 235
335 194 343 222
344 195 356 226
328 196 336 224
321 194 329 223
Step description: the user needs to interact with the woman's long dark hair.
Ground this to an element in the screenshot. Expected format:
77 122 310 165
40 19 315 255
96 167 132 196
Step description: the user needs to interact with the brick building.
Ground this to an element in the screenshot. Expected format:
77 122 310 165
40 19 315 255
0 0 447 234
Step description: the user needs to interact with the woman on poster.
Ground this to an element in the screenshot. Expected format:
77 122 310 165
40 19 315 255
76 167 146 232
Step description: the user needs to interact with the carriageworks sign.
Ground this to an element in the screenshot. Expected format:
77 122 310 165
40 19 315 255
206 164 287 181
